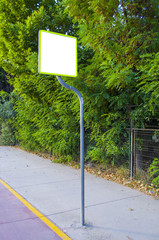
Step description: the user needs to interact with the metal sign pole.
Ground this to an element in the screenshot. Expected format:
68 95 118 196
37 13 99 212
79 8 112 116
56 76 85 226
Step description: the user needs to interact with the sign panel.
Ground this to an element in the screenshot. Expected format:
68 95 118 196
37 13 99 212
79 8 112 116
38 30 77 77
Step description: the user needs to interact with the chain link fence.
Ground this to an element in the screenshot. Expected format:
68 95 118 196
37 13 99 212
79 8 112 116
130 128 159 178
129 105 159 179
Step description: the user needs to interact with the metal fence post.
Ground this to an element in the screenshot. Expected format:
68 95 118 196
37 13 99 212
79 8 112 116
56 76 85 226
133 129 136 176
130 118 134 179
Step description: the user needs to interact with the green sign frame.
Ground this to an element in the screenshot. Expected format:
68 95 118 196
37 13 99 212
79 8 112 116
38 30 77 77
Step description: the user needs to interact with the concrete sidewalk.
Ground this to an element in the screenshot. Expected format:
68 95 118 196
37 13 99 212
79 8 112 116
0 146 159 240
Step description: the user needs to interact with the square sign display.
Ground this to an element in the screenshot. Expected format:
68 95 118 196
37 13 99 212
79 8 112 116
38 30 77 77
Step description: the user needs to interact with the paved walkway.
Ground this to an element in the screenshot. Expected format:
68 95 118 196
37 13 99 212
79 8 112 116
0 146 159 240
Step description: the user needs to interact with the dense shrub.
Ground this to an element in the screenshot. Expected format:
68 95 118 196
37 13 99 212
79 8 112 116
0 97 16 145
0 0 158 165
149 158 159 188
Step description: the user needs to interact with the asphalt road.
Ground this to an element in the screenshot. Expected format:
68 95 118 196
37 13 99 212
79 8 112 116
0 146 159 240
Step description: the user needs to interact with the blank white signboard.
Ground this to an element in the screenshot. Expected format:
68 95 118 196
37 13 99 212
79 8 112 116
38 30 77 77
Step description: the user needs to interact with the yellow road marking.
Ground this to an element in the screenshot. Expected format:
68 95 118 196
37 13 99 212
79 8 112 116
0 179 71 240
